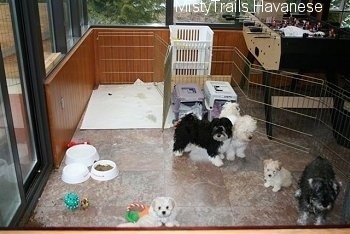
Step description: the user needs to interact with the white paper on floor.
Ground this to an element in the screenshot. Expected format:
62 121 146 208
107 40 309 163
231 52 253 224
80 81 174 129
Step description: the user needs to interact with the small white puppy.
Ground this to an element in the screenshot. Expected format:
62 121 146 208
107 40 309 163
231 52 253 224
219 102 241 124
264 159 292 192
118 197 179 227
226 115 257 161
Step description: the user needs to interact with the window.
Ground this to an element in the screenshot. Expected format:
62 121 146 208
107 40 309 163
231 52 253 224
173 0 328 25
329 0 350 27
173 0 241 24
87 0 166 25
63 0 74 49
38 0 62 73
80 0 89 33
49 0 88 54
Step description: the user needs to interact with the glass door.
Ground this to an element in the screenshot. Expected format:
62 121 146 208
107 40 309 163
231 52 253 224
1 1 38 184
0 0 53 227
0 44 24 227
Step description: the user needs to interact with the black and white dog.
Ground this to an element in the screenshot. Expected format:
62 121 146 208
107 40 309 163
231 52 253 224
295 156 341 225
173 114 233 167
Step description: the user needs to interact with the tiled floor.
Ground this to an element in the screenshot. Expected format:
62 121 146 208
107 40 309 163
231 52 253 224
25 87 349 228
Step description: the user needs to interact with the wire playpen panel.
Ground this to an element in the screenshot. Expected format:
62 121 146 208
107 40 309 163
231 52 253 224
231 47 350 182
231 47 350 220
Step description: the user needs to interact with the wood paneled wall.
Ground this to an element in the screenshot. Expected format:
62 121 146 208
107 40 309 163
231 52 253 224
44 27 248 167
211 30 249 75
93 28 169 84
45 29 96 167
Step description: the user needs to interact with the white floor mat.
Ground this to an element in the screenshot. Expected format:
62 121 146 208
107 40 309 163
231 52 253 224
80 82 174 129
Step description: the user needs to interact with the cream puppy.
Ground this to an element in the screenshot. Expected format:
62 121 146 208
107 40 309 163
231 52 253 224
264 159 292 192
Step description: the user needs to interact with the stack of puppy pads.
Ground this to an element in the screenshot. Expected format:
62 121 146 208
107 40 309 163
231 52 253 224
171 81 237 121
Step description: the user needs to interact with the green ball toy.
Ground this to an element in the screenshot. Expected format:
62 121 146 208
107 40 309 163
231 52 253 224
64 192 80 210
125 211 140 223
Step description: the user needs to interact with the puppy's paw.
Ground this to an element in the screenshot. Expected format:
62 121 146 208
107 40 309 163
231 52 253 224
165 220 180 227
155 221 163 227
184 144 194 153
173 150 184 157
208 156 224 167
297 217 307 225
264 182 270 188
315 216 325 225
236 152 246 158
226 153 236 161
272 186 281 192
297 212 308 225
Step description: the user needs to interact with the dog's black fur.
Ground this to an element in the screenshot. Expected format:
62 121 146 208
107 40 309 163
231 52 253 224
296 156 341 225
173 114 232 158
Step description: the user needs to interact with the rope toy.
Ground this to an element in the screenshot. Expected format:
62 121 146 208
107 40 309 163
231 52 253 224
125 202 149 223
80 197 90 210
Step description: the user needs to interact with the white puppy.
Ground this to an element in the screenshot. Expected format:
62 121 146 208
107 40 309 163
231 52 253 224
118 197 179 227
219 102 241 124
226 115 257 161
263 159 292 192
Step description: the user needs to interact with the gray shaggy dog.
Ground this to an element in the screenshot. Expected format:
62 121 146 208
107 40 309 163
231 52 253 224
295 156 341 225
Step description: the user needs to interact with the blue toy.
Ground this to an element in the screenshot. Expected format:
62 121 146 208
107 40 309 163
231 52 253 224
64 192 80 210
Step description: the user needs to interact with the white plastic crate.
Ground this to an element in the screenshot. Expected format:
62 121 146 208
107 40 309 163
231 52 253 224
204 81 238 121
169 25 213 76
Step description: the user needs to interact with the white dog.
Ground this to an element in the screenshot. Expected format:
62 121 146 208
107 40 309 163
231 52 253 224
225 115 257 161
263 159 292 192
118 197 179 227
219 102 241 124
219 103 257 162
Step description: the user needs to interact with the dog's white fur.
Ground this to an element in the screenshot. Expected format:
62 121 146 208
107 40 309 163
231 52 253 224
174 103 255 167
118 197 179 227
263 159 292 192
176 141 232 167
218 103 257 162
218 102 241 161
184 102 241 167
225 115 257 161
219 102 241 124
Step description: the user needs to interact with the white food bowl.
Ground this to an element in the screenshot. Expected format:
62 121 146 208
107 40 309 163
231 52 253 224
90 160 118 181
65 144 99 166
62 163 90 184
